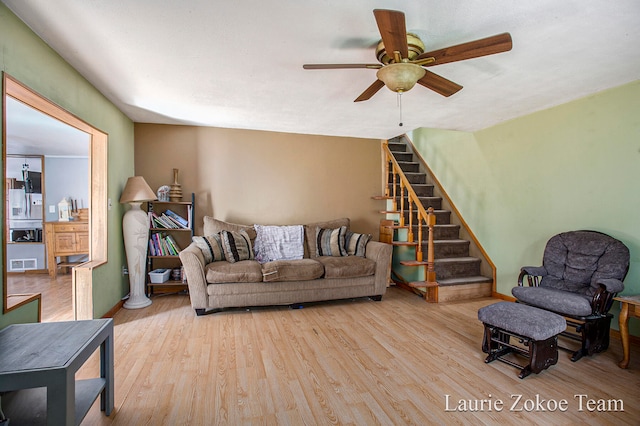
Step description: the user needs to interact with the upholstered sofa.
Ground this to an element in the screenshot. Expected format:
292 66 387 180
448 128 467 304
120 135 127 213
179 217 393 315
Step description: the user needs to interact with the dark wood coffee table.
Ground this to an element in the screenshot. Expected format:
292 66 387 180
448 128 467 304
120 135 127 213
0 319 114 425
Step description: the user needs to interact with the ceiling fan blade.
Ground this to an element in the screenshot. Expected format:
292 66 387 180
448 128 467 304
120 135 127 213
354 80 385 102
417 70 463 97
303 63 382 70
416 33 512 66
373 9 408 61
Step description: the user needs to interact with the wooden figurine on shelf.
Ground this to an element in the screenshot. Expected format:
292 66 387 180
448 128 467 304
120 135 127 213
169 168 183 201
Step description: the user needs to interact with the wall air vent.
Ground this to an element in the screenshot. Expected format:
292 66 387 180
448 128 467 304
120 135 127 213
10 258 37 271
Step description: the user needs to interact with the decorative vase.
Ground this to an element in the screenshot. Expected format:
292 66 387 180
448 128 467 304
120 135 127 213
169 168 183 201
123 202 152 309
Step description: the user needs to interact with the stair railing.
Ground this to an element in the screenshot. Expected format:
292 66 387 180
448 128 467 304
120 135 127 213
382 142 437 287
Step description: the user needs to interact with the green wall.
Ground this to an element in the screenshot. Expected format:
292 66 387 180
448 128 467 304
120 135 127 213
410 80 640 333
1 4 134 326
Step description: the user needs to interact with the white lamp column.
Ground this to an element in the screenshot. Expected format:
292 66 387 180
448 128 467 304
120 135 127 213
120 176 157 309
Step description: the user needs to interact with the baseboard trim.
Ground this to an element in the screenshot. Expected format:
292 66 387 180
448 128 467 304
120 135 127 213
491 292 515 302
610 328 640 345
102 299 124 318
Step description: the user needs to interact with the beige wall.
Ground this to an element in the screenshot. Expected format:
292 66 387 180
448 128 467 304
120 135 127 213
134 124 384 238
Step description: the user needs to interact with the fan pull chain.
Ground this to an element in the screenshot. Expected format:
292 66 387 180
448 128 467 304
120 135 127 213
397 92 403 127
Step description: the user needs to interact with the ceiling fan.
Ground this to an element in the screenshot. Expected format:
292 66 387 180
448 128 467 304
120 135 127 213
303 9 512 102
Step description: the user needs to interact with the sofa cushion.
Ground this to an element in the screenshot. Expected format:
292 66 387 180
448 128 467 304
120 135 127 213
205 260 263 283
220 230 254 263
316 256 376 279
304 218 350 257
261 259 324 282
253 224 304 263
192 234 226 263
315 226 348 257
203 217 257 241
344 230 371 257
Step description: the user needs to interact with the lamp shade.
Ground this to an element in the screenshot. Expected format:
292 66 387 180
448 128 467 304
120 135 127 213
376 63 426 93
119 176 157 203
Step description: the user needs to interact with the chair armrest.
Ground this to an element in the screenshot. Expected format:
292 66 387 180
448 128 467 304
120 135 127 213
590 284 616 316
365 241 393 294
589 279 623 316
517 266 547 286
179 242 209 311
595 278 624 294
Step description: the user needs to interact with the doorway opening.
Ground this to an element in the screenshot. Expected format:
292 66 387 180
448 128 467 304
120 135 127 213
3 73 108 320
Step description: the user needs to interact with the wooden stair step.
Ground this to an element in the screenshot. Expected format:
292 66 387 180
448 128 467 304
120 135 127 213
381 224 406 230
389 183 434 197
387 142 406 152
393 241 418 247
408 281 438 288
371 195 393 200
436 276 493 286
399 209 450 216
434 256 479 264
434 257 482 279
400 260 429 266
433 239 468 244
397 195 442 203
397 162 420 173
392 152 413 162
388 172 426 184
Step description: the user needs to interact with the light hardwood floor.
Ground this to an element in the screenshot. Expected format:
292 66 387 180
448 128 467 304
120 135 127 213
72 287 640 425
6 272 74 321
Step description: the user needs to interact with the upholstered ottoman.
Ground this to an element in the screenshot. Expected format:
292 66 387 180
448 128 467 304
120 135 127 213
478 302 566 379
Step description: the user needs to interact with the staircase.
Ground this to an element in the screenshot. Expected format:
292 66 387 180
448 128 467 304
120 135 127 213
377 135 494 303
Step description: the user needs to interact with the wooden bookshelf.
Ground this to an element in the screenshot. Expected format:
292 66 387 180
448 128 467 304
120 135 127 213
146 193 194 295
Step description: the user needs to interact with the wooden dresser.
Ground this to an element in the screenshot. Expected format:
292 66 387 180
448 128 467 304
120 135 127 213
44 221 89 278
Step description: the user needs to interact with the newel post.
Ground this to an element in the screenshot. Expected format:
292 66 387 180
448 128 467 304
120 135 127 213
426 207 437 285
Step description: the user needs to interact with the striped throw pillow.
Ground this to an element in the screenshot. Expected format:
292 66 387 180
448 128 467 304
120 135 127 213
315 226 347 257
192 234 226 263
220 230 255 263
344 231 371 257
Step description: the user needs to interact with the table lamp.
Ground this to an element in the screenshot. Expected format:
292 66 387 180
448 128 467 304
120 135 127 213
120 176 156 309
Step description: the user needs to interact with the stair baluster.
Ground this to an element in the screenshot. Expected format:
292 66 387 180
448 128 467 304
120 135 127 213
416 218 423 262
384 155 391 199
399 179 405 227
425 207 437 287
407 197 414 242
391 160 397 211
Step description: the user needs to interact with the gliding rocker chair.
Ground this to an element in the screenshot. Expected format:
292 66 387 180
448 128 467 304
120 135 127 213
512 230 630 361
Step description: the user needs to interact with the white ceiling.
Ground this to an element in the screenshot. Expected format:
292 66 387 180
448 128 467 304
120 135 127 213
6 96 90 157
3 0 640 140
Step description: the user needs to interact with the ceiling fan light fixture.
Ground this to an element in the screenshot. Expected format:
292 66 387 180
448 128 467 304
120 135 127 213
376 33 425 64
376 63 426 93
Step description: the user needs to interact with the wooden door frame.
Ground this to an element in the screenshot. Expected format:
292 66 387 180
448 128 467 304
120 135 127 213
3 73 108 320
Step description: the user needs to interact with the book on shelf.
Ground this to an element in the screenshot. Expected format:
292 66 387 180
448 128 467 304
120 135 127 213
149 232 182 256
165 234 182 254
160 213 180 229
151 233 164 256
149 212 167 229
163 214 184 229
165 209 189 228
148 211 181 229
